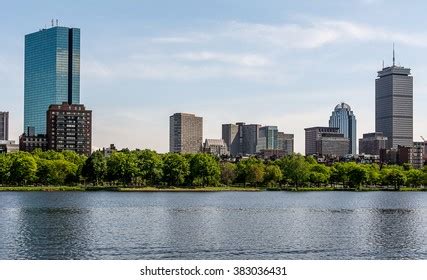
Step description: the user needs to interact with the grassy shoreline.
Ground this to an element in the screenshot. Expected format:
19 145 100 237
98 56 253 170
0 185 426 192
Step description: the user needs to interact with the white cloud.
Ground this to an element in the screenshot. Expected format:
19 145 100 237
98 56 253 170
175 51 271 67
224 20 427 49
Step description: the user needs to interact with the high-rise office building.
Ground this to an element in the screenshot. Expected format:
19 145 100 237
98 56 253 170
277 132 294 155
170 113 203 153
0 112 8 141
221 122 260 156
376 48 413 148
47 103 92 156
222 123 240 156
24 25 80 135
256 126 278 152
329 102 357 154
241 124 261 155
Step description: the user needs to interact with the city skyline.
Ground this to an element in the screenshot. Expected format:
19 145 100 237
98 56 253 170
1 1 427 153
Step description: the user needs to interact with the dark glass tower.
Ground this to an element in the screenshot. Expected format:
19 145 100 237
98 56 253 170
375 48 413 148
24 26 80 135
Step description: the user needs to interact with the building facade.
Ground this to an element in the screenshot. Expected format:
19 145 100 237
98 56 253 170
169 113 203 153
241 124 261 155
329 102 357 154
305 127 340 156
381 145 424 169
203 139 229 157
47 103 92 156
222 123 240 156
221 122 261 156
0 112 8 141
256 126 278 152
19 130 48 152
375 53 413 149
359 132 388 155
0 140 19 154
316 133 350 157
277 132 294 156
24 26 80 135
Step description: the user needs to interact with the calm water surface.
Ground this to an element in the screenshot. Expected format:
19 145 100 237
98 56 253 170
0 191 426 259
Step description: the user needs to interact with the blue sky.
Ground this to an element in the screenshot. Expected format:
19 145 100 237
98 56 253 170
1 0 427 153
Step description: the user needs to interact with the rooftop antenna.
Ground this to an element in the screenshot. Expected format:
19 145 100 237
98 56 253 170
393 43 395 67
382 60 384 69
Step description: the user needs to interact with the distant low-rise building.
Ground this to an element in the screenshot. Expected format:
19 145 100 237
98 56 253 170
359 132 388 155
258 149 287 160
380 145 424 169
316 133 350 158
19 127 48 152
0 140 19 154
203 139 229 157
305 127 349 157
102 144 117 157
412 142 424 168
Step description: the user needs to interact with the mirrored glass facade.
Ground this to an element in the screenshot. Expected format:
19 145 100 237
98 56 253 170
24 26 80 135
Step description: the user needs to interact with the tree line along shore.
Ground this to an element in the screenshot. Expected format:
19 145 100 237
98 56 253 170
0 149 426 191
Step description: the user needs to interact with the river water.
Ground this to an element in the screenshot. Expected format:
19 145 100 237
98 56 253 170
0 191 426 259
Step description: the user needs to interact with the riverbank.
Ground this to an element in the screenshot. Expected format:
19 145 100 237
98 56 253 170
0 185 426 192
0 186 261 192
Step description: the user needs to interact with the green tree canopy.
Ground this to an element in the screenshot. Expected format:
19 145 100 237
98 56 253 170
82 151 108 184
162 153 190 186
9 152 38 185
189 153 220 186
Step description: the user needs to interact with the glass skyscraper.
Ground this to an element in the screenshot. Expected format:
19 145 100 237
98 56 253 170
329 102 357 154
24 26 80 135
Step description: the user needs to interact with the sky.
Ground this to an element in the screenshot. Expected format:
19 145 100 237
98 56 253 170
1 0 427 153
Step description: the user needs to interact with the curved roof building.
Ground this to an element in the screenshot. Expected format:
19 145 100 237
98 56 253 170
329 102 357 155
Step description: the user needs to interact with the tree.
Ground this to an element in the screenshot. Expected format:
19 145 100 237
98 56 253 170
308 163 330 187
0 154 11 184
236 158 265 186
188 153 220 186
381 166 407 190
277 154 309 187
330 163 349 188
61 150 87 182
220 162 237 186
82 151 107 185
406 169 423 187
36 159 78 185
9 152 38 185
162 153 190 186
107 152 138 185
366 164 381 186
133 150 163 186
347 163 368 189
264 164 283 188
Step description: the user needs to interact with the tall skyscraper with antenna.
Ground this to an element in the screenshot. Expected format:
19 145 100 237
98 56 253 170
375 46 413 148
